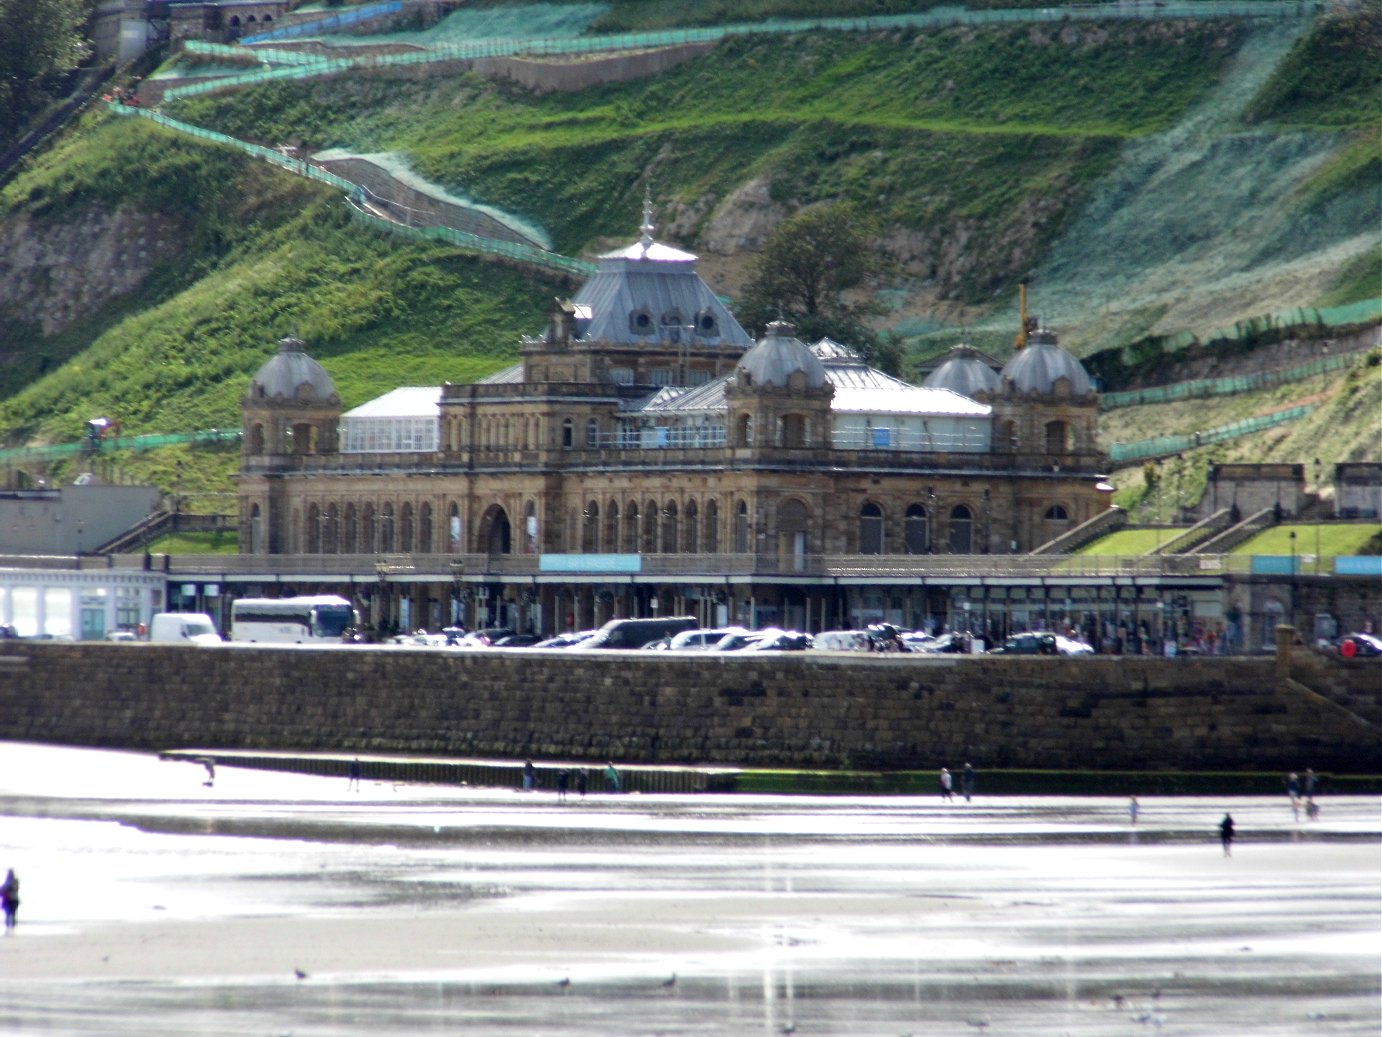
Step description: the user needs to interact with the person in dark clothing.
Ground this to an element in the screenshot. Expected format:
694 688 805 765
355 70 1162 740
1219 813 1235 856
575 769 587 798
556 769 570 803
961 763 976 802
1 869 18 930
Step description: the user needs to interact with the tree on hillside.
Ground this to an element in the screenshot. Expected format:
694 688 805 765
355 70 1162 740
0 0 92 147
736 200 898 374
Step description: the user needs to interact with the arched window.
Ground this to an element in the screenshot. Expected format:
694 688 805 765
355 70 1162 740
734 500 749 553
778 499 809 566
661 502 678 554
606 501 620 552
736 413 753 447
641 500 657 554
582 501 600 553
948 505 973 554
400 503 415 553
380 503 395 552
481 505 512 557
1045 420 1069 455
859 502 884 555
305 504 321 553
343 504 357 554
324 503 339 554
1044 504 1070 522
249 423 265 455
779 413 807 448
419 502 433 553
447 503 461 553
1000 420 1019 451
905 504 930 554
684 500 699 554
523 501 537 554
562 418 574 448
624 502 640 554
361 504 376 553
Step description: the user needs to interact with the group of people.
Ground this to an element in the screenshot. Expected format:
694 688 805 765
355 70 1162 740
520 761 621 800
938 763 977 802
1286 769 1321 821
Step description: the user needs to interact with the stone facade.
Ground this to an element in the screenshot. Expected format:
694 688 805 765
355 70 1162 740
236 222 1113 635
0 645 1376 773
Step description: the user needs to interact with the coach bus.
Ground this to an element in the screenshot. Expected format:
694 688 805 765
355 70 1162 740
229 595 358 644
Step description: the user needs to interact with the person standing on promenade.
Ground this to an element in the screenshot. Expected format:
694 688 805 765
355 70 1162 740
604 762 621 794
523 760 536 792
556 769 570 803
939 768 954 801
1 869 18 930
575 768 588 798
962 763 976 802
1286 772 1300 820
1128 796 1140 825
1219 814 1235 856
348 758 362 792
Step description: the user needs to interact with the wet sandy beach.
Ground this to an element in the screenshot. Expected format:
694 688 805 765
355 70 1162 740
1 743 1377 1035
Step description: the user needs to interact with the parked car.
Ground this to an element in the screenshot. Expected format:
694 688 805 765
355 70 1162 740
667 627 749 651
712 631 766 651
1337 632 1382 658
581 616 698 650
914 632 969 654
533 630 600 649
743 629 813 651
491 633 542 648
811 630 872 652
989 632 1059 655
105 630 139 643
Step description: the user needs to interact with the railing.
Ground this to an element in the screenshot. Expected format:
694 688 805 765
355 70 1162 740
1153 507 1233 555
1108 405 1315 463
240 1 405 45
1101 349 1371 410
1030 506 1126 555
26 549 1258 581
1191 506 1277 555
161 2 1318 102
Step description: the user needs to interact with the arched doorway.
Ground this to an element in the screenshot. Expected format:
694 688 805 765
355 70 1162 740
480 505 512 558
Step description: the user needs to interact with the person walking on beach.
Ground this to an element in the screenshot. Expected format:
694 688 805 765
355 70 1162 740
1128 796 1140 825
523 760 536 792
1 869 18 930
1303 769 1318 798
1286 772 1300 820
575 768 588 798
604 762 621 794
1219 813 1235 856
348 758 362 792
556 769 570 803
939 767 954 801
961 763 976 802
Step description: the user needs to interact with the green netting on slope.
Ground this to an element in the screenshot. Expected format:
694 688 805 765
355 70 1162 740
339 2 610 46
1100 349 1371 409
0 430 241 465
1108 404 1314 463
314 149 553 251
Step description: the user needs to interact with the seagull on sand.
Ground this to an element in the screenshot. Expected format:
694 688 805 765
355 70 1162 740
661 973 677 988
294 968 309 980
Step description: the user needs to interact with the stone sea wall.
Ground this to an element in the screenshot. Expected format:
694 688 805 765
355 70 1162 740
0 645 1377 772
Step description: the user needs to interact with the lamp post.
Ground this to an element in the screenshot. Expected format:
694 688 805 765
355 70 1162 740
1289 529 1298 627
1313 457 1322 574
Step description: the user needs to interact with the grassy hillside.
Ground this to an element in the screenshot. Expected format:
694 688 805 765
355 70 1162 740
0 3 1376 509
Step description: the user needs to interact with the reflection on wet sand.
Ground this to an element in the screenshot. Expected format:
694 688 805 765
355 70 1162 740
0 743 1377 1035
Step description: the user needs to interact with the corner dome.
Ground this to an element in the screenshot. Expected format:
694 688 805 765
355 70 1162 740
737 321 829 390
924 345 1000 398
249 337 338 403
999 331 1093 397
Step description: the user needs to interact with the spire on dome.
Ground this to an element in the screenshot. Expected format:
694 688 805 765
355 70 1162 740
639 184 656 253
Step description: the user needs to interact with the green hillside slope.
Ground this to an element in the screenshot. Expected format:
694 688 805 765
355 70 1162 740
0 3 1376 505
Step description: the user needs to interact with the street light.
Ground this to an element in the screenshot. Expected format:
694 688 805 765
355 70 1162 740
1313 457 1322 574
1288 529 1298 626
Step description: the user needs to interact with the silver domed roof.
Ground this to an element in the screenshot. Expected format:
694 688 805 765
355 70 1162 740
737 321 828 389
1000 331 1093 397
249 338 338 403
924 345 1000 398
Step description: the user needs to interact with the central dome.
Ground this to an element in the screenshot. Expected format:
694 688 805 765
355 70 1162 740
249 337 338 403
1000 331 1093 397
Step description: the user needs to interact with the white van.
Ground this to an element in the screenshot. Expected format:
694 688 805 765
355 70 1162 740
149 612 222 645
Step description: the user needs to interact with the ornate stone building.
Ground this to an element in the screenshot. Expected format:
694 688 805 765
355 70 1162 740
238 215 1112 634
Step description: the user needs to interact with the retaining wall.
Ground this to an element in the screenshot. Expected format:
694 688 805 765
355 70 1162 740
0 645 1377 772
